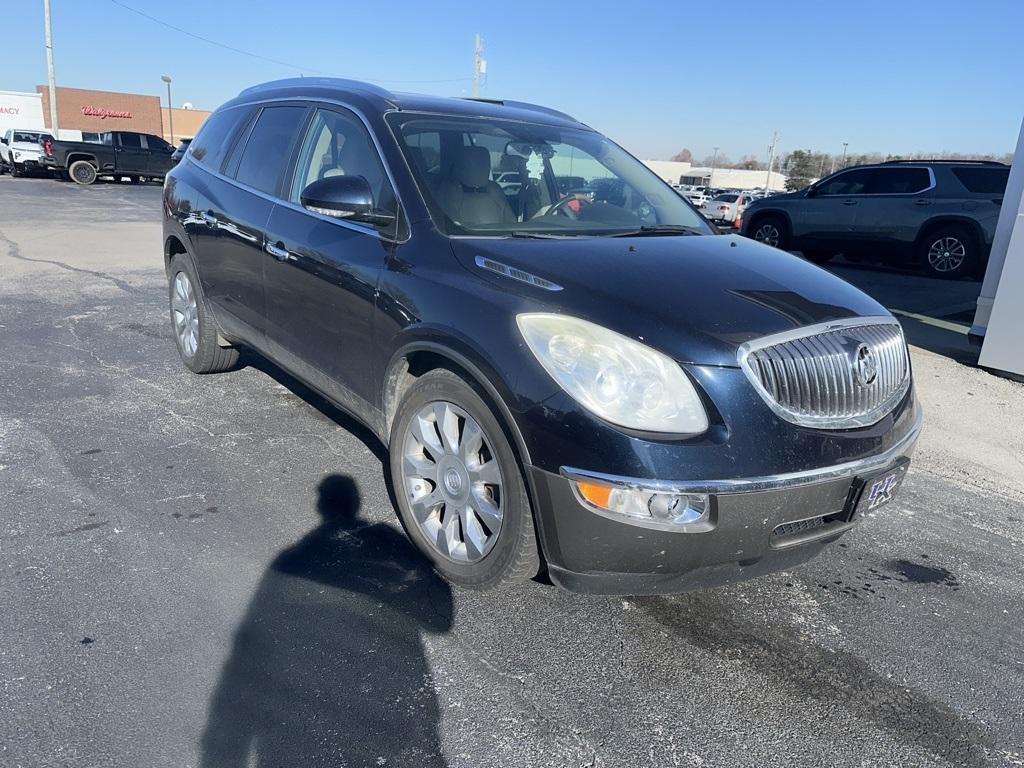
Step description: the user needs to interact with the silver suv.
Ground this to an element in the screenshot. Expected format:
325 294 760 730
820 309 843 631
741 160 1009 279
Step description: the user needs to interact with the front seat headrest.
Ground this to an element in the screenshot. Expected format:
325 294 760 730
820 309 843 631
452 146 492 189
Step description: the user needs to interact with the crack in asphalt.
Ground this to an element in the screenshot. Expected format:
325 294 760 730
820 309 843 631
0 226 140 294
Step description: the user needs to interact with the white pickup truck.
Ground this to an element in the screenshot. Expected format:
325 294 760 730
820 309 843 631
0 128 54 177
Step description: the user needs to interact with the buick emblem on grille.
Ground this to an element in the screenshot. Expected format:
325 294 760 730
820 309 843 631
853 343 879 386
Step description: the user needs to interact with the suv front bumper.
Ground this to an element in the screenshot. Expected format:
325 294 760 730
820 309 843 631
527 405 922 595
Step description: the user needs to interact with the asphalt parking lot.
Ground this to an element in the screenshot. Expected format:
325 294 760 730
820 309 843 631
1 174 1023 768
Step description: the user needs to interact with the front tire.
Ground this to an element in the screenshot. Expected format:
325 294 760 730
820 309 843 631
9 162 22 178
389 369 540 589
919 225 977 279
168 255 239 374
69 160 97 185
750 215 788 250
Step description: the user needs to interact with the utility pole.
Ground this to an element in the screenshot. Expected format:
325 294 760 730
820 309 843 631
43 0 59 135
765 130 778 192
161 75 173 144
840 142 848 168
471 34 485 97
817 154 825 179
709 146 719 188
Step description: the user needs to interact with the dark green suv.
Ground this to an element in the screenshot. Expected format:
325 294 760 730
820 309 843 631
741 160 1009 279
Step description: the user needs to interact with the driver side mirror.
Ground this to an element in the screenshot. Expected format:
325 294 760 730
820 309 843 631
0 138 7 145
300 175 395 226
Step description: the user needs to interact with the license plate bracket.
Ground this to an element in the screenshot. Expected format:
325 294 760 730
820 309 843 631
839 458 911 522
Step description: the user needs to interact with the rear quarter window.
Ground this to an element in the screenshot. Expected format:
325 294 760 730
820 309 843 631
188 106 252 172
951 167 1010 194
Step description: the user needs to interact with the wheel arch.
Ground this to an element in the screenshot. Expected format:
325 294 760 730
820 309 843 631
914 216 986 252
745 207 793 237
164 233 190 276
66 153 98 168
382 338 533 469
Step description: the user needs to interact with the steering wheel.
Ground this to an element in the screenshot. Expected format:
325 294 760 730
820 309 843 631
545 194 593 220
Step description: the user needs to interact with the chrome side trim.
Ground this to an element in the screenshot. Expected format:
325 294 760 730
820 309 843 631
561 401 922 497
474 256 563 291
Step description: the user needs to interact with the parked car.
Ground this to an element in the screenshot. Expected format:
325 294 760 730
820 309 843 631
170 138 191 166
703 192 754 226
163 78 920 595
41 130 175 185
0 128 54 177
742 160 1010 278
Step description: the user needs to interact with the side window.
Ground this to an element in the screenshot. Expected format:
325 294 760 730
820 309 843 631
188 106 251 171
234 105 308 196
288 108 396 217
864 168 931 194
814 168 874 196
147 135 172 152
952 167 1010 194
118 133 143 149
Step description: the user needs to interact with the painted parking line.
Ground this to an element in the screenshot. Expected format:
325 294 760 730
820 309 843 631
889 308 971 335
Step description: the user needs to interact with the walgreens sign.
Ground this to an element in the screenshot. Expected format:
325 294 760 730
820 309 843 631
81 105 133 120
0 106 20 115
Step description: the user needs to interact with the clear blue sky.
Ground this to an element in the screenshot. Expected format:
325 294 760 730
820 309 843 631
5 0 1023 161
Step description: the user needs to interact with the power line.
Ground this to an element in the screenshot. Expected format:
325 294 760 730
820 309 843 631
107 0 472 85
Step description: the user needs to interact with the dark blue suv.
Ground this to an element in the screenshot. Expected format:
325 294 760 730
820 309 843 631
163 78 921 594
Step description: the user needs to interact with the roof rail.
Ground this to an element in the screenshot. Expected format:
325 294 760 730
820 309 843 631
461 97 579 123
882 159 1007 166
239 77 396 100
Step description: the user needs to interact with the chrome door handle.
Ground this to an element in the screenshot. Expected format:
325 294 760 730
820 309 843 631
914 199 932 206
265 242 292 261
842 199 858 206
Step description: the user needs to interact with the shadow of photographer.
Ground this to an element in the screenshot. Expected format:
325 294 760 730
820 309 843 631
201 475 453 767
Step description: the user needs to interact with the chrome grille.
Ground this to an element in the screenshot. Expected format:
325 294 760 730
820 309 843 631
738 317 910 429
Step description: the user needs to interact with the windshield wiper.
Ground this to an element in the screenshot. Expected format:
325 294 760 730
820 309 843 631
507 232 576 239
607 225 704 237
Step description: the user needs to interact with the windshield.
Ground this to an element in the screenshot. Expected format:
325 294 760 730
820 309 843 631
387 113 711 237
13 132 45 143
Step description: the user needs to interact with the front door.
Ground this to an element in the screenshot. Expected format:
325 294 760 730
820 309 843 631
795 167 875 246
262 106 402 413
144 134 175 176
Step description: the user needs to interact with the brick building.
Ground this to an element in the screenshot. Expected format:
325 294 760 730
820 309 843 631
32 85 210 143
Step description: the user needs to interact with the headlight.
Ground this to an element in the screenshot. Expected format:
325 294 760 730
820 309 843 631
13 152 20 160
517 313 709 435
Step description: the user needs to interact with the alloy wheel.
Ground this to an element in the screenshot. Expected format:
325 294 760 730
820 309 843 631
171 271 199 358
754 223 780 247
401 401 504 563
927 236 966 273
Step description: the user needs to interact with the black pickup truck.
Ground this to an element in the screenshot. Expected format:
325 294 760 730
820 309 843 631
41 130 175 185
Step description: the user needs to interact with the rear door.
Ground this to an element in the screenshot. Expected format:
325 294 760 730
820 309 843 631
795 167 874 245
114 132 148 173
143 134 175 176
262 105 402 412
852 166 935 246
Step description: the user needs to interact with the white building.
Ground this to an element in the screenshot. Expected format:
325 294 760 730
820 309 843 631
0 90 45 135
676 165 788 192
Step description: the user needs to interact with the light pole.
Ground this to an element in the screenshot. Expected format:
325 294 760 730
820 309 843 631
840 142 848 169
709 146 719 188
43 0 59 134
161 75 173 144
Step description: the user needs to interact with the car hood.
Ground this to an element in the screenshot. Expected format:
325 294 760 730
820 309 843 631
451 233 889 367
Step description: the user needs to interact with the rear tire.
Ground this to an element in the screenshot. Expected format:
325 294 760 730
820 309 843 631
69 160 97 186
389 368 540 589
919 225 977 279
167 254 239 374
750 215 788 250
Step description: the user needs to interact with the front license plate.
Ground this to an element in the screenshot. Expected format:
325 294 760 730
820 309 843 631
845 459 910 521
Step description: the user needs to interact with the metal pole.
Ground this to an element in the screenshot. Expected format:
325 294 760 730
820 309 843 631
765 130 778 192
841 142 848 168
43 0 59 135
471 34 482 97
709 147 719 188
162 75 173 144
